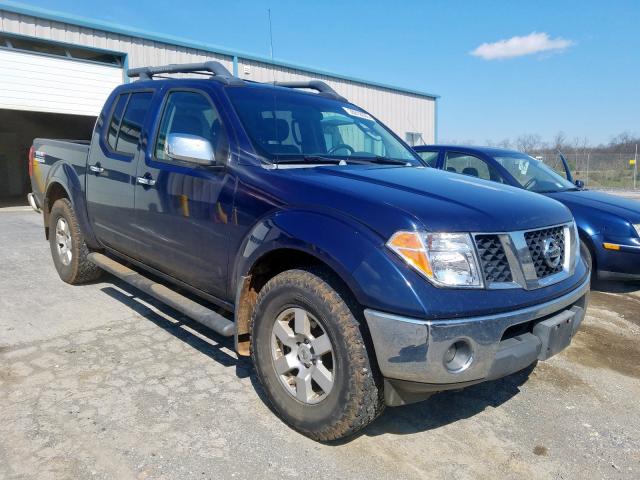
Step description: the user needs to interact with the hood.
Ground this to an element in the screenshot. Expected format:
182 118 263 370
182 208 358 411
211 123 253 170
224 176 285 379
546 190 640 222
276 166 573 237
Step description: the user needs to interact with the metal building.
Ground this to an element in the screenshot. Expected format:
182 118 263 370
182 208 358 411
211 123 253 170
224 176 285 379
0 1 438 205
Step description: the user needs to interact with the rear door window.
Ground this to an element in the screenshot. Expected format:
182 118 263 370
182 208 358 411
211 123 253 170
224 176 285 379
107 94 128 150
115 92 154 155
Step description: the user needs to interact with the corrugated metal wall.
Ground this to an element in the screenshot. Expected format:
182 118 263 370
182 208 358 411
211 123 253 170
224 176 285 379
0 9 435 143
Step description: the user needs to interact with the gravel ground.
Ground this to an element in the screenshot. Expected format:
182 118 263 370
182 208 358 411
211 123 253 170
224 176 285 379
1 208 639 480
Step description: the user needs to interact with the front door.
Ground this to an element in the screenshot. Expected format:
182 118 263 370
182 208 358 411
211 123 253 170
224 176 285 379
133 89 235 300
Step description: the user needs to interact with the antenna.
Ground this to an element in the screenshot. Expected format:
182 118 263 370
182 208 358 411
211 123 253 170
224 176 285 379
267 8 276 85
268 9 274 62
267 9 279 143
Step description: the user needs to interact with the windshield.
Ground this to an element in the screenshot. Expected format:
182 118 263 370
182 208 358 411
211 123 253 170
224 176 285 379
226 86 422 165
493 152 576 193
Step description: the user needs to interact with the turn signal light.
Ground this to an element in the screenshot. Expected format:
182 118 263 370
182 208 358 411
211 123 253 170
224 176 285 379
387 231 433 276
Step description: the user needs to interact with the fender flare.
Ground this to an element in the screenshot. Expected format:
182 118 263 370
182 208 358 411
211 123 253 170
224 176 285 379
232 209 428 317
44 162 100 249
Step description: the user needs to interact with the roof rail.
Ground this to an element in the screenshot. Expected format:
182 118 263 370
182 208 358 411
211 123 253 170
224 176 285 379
273 80 347 102
127 61 241 84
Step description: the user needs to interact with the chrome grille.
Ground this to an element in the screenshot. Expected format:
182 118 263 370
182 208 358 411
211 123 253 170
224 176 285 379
524 226 565 278
475 235 513 283
472 222 575 290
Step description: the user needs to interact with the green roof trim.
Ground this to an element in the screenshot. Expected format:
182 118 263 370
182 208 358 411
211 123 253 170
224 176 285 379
0 0 439 99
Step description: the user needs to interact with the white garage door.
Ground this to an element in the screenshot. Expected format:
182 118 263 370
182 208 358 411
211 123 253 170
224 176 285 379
0 49 123 116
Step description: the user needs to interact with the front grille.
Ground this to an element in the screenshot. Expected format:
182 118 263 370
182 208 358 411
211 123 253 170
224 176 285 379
524 226 565 278
475 234 513 283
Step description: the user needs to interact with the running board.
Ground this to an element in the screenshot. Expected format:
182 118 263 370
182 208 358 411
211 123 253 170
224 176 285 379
88 253 235 337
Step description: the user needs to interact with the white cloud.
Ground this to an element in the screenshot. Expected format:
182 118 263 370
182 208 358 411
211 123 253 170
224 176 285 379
470 32 574 60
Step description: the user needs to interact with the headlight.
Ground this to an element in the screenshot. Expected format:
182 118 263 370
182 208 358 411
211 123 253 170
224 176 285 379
571 221 580 266
633 224 640 238
387 231 482 288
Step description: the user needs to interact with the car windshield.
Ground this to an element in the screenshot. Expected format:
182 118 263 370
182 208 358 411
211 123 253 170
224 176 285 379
493 152 576 193
226 86 422 165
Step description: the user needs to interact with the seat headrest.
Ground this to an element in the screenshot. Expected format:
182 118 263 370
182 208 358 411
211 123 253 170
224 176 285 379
172 114 205 137
462 167 479 177
260 118 290 144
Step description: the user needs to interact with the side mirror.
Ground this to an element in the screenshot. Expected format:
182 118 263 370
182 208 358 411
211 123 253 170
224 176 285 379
165 133 215 166
574 179 585 189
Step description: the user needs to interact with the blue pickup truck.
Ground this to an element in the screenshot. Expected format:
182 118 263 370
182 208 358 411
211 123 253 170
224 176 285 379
28 62 589 441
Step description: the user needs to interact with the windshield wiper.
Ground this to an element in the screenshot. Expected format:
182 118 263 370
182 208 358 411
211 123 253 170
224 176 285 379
348 156 411 166
274 155 343 165
274 155 411 166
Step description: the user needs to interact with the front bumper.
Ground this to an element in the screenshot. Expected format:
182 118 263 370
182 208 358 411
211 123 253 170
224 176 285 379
364 275 590 406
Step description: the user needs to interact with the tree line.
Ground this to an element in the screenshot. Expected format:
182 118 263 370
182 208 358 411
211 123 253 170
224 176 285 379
445 132 639 155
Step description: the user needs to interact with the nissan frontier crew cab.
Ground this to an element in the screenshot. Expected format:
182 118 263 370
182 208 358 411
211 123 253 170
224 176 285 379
28 61 590 441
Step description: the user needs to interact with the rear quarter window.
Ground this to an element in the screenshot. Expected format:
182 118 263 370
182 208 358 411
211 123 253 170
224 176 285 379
417 150 438 167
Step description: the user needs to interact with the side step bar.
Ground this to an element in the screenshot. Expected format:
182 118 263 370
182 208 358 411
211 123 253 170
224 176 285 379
27 193 42 213
88 253 235 337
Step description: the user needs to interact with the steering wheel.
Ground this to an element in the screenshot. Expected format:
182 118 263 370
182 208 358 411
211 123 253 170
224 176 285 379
523 177 539 190
328 144 355 155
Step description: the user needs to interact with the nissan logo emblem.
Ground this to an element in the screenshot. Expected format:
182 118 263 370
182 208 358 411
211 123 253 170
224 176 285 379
542 237 562 269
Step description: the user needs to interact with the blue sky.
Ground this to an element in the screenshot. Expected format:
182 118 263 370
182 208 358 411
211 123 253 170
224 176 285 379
14 0 640 145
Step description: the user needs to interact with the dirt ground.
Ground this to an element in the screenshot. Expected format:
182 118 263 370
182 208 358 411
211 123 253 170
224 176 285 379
1 208 639 480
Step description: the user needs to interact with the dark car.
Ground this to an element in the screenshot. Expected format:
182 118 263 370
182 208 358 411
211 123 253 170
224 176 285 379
414 145 640 281
27 62 589 440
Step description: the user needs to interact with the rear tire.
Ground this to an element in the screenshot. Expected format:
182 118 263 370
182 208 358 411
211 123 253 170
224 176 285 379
49 198 102 285
251 268 384 441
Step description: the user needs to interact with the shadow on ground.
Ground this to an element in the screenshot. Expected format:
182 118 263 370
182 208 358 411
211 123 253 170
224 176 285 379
100 282 253 379
361 364 534 439
591 278 640 294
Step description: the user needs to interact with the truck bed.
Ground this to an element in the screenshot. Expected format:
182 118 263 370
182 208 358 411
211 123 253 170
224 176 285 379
30 138 90 204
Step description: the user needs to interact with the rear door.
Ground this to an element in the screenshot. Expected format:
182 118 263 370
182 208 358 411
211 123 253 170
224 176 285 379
86 90 154 254
133 88 236 299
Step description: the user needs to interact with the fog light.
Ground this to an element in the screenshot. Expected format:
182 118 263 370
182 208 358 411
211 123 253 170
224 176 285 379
444 340 473 372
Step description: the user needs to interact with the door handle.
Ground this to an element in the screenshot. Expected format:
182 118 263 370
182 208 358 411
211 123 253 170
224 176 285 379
137 176 156 186
89 164 104 174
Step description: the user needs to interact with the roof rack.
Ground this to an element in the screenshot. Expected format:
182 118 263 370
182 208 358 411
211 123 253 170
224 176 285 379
127 61 241 84
126 63 346 100
273 81 347 102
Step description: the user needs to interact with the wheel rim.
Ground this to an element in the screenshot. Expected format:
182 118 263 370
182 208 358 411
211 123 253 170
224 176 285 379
271 307 335 404
55 217 72 266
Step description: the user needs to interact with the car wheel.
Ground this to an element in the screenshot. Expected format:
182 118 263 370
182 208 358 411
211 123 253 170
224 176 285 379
580 239 595 280
49 198 102 285
251 268 384 441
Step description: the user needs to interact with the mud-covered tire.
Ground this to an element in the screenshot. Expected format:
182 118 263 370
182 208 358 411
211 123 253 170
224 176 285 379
251 268 384 441
49 198 102 285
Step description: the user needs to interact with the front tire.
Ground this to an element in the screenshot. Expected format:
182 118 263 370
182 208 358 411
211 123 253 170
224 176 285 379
49 198 102 285
251 268 384 441
580 239 595 281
